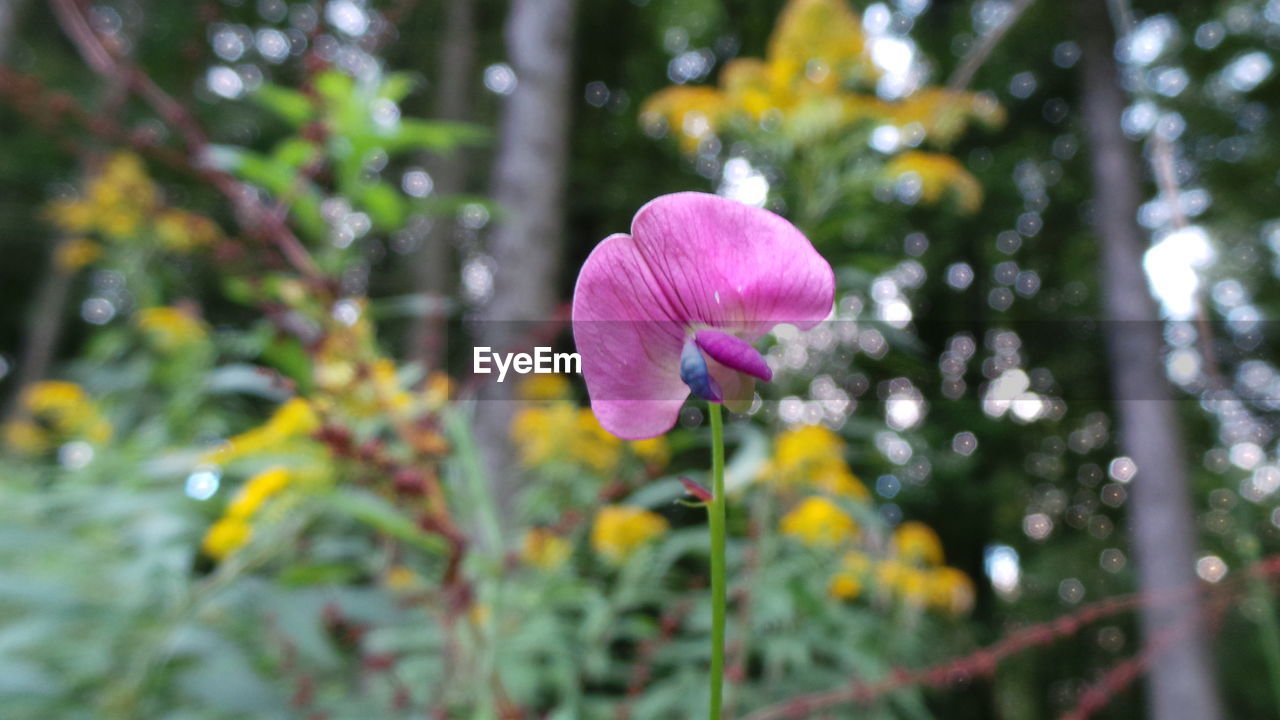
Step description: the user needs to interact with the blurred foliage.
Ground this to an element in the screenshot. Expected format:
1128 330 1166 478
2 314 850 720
3 0 1280 718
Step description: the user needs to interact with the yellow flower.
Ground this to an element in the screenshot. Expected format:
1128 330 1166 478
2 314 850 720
226 467 290 519
54 238 102 271
811 464 871 500
629 437 671 468
875 559 909 589
45 199 94 233
154 209 223 252
829 550 872 600
511 403 623 473
883 151 983 213
641 0 890 150
780 495 857 547
423 372 452 408
761 424 869 500
44 152 164 241
829 573 863 600
521 528 573 570
370 358 413 414
591 505 669 564
896 567 933 606
927 566 976 616
766 0 873 93
3 420 49 454
892 521 945 566
6 381 112 452
270 397 320 436
201 517 251 560
205 397 319 464
469 603 491 628
888 88 1006 146
639 86 726 152
136 306 208 352
517 374 572 401
773 424 844 474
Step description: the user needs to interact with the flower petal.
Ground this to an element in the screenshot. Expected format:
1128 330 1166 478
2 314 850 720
695 328 772 381
680 337 724 402
572 233 690 439
629 192 834 337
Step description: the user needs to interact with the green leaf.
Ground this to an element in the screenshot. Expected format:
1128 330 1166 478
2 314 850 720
320 488 449 556
378 71 419 102
388 119 490 154
356 181 406 230
252 84 314 126
260 336 313 393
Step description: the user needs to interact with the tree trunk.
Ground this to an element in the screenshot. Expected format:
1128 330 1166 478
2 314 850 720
2 259 73 423
1077 3 1224 720
474 0 577 519
0 0 19 63
407 0 477 371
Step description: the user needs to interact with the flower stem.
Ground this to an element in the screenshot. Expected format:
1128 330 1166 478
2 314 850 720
707 402 726 720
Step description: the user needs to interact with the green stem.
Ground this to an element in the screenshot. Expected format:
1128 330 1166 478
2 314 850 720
707 402 727 720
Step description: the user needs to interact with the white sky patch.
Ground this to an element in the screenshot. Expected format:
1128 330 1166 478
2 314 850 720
985 544 1022 600
1223 51 1274 93
864 2 924 99
870 125 901 153
1126 14 1178 66
326 0 370 37
1142 225 1215 320
206 66 244 99
719 157 770 208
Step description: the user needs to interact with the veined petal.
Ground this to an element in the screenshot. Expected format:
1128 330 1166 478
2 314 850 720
572 233 689 439
695 328 773 381
630 192 834 338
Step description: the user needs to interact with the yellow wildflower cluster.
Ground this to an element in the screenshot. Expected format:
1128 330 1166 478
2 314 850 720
760 424 869 500
640 0 1001 211
2 381 112 454
201 466 291 560
53 237 103 271
513 402 621 473
827 522 975 615
883 151 984 213
307 304 414 419
154 208 224 252
590 505 669 564
203 397 320 465
510 375 669 474
136 306 209 352
891 520 945 566
521 527 573 571
780 495 858 547
517 373 572 402
44 152 224 254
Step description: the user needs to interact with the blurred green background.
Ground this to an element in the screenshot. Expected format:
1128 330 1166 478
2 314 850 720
2 0 1280 718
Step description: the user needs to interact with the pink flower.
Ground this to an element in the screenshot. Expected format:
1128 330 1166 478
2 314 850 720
572 192 835 439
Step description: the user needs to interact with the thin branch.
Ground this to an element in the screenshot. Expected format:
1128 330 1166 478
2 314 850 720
1058 592 1233 720
740 556 1280 720
946 0 1037 93
47 0 327 284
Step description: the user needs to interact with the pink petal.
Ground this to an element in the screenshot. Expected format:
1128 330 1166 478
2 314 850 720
630 192 834 337
695 328 772 381
572 233 690 439
707 359 756 413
